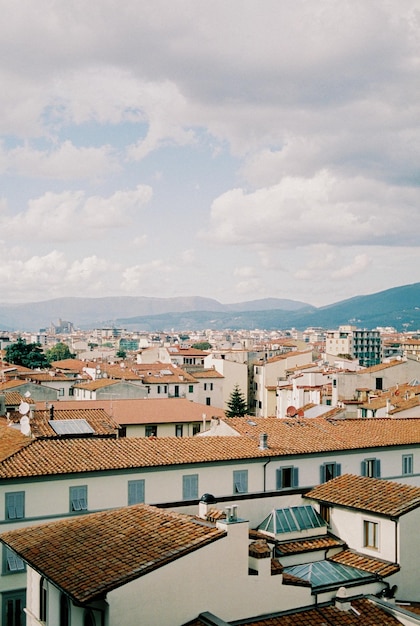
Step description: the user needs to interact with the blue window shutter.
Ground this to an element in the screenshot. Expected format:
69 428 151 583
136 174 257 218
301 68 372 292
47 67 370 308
128 480 145 505
292 467 299 488
320 465 326 484
336 463 341 477
361 461 367 476
276 469 282 490
375 459 381 478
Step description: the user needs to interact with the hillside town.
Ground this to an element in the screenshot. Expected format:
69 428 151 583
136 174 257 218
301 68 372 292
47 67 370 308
1 321 420 624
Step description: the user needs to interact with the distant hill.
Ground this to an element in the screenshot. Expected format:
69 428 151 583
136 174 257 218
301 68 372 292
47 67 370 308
1 283 419 332
0 295 310 332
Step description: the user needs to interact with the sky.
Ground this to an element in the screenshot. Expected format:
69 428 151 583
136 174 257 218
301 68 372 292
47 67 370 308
0 0 419 307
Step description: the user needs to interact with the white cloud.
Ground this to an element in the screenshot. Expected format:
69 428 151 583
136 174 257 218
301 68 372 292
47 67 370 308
208 171 420 248
0 141 119 180
1 185 153 242
332 254 371 279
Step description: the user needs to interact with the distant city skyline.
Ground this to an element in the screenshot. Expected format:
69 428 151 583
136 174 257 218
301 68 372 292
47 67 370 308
0 1 419 307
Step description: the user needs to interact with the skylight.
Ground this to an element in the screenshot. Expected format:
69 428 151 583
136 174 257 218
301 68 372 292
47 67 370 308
257 505 325 535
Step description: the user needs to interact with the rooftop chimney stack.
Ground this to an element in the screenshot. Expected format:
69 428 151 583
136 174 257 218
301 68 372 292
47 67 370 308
259 433 268 450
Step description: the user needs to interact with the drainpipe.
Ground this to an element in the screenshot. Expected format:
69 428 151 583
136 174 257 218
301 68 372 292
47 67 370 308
263 459 271 492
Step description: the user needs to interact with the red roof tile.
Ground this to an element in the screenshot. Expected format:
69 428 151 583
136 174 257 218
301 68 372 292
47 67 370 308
329 549 399 577
1 504 225 604
306 474 420 517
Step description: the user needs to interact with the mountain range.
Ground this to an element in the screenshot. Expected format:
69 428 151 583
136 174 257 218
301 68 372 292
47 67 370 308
1 283 420 333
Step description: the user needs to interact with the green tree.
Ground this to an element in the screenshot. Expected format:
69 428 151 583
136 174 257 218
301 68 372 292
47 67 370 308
45 342 75 362
116 348 127 359
5 337 50 369
191 341 212 350
225 384 248 417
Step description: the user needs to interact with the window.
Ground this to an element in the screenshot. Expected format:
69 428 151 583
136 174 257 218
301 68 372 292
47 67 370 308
364 520 379 549
192 424 201 435
84 610 96 626
69 485 87 512
59 388 65 396
3 547 25 575
320 504 331 526
157 385 161 394
189 385 194 393
128 480 145 505
183 474 198 500
145 424 157 437
40 577 48 622
60 593 70 626
402 454 413 476
5 492 24 520
206 397 211 406
333 378 337 387
175 424 183 437
204 383 207 391
375 377 383 390
233 470 248 494
2 590 26 626
361 458 381 478
320 462 341 483
276 466 299 489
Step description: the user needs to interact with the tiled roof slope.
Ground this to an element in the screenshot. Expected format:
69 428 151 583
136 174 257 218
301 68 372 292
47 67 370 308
219 416 420 452
329 549 399 577
34 398 226 424
1 416 420 478
227 598 401 625
0 424 31 461
0 504 225 604
306 474 420 517
30 408 120 438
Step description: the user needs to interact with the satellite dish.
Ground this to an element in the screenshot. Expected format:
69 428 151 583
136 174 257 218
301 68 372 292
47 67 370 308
19 402 30 415
286 405 297 417
24 391 31 398
20 416 31 436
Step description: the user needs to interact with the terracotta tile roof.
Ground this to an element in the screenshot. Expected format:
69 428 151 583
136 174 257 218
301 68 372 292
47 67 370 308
249 540 271 558
0 504 225 604
0 424 32 461
34 398 226 425
2 416 420 479
51 358 87 371
276 535 345 556
3 391 35 407
26 408 119 438
218 416 420 454
306 474 420 517
0 380 30 391
191 369 224 379
235 598 401 625
73 379 126 391
356 360 402 374
23 372 71 382
329 549 399 577
0 436 271 478
265 351 312 365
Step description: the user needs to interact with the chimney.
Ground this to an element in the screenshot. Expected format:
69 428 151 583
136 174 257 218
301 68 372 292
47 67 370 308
49 404 54 420
198 493 217 519
259 433 268 450
335 587 351 612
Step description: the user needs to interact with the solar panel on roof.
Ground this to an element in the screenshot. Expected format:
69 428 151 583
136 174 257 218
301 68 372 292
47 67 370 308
48 419 95 436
